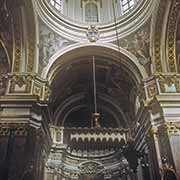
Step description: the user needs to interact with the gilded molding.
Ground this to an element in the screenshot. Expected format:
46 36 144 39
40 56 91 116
27 32 35 72
166 0 180 72
153 0 167 72
150 127 159 140
26 1 36 72
7 74 51 101
147 83 158 98
12 10 22 72
165 122 180 136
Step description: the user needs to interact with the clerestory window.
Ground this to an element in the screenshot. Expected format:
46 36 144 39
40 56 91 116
121 0 135 13
50 0 63 12
85 2 99 23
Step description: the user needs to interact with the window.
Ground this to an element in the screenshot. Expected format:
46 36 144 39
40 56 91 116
121 0 135 13
50 0 63 12
85 2 99 23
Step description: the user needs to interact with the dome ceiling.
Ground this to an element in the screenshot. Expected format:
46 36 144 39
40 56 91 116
48 0 140 24
34 0 153 42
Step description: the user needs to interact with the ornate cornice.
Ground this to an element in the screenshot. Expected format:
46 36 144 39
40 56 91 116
139 74 180 105
6 73 51 101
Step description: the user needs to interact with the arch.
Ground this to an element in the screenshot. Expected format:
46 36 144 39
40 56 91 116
42 43 148 82
7 0 37 73
151 0 180 73
0 39 10 68
165 0 180 72
54 93 127 127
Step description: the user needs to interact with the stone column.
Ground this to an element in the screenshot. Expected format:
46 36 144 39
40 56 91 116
139 74 180 179
156 95 180 178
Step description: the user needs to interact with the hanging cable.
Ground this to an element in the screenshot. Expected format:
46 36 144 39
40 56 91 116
91 56 100 128
92 56 97 114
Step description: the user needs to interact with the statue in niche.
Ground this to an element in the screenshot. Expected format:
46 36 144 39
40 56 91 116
39 31 68 67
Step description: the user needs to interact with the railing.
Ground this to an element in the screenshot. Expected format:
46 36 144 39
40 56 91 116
50 126 129 149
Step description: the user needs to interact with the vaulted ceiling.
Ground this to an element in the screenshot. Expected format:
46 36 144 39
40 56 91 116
50 55 138 128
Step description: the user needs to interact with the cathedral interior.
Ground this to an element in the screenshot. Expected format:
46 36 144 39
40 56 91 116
0 0 180 179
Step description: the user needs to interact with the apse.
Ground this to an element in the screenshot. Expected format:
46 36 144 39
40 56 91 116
49 52 140 129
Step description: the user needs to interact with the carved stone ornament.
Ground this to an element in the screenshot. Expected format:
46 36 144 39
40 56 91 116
86 25 99 42
165 122 180 136
7 74 51 101
79 161 104 175
147 84 158 98
9 74 34 93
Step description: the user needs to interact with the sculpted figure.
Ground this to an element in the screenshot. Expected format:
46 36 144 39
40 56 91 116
134 30 151 65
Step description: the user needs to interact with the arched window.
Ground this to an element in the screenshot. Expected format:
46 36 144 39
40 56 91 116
85 2 99 23
121 0 135 13
50 0 63 12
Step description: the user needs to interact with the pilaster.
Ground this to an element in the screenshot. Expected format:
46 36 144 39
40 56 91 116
139 73 180 178
0 74 52 180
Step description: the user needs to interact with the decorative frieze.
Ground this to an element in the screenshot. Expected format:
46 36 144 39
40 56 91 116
141 77 158 104
70 132 126 142
79 161 104 175
153 0 167 72
166 0 180 72
7 74 51 101
13 9 23 72
66 147 115 157
139 74 180 105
